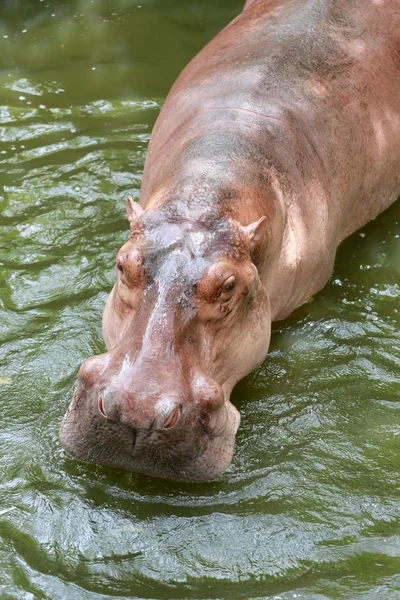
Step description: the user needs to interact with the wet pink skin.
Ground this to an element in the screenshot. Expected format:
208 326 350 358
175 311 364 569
60 0 400 481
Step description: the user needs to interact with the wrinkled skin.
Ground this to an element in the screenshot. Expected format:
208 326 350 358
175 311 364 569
60 0 400 481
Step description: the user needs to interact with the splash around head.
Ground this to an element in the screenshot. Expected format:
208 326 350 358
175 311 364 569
60 196 271 481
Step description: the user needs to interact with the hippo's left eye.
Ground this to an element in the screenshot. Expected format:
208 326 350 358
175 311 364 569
222 275 236 294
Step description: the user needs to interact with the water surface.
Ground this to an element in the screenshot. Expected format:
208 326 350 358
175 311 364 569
0 1 399 598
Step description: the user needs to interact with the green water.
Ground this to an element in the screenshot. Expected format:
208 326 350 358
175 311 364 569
0 1 399 598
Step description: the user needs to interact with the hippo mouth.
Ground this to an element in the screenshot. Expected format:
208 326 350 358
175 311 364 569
60 383 240 482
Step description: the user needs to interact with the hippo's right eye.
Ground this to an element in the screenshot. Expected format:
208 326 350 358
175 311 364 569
117 262 124 273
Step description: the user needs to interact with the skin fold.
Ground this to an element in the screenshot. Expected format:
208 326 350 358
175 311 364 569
60 0 400 481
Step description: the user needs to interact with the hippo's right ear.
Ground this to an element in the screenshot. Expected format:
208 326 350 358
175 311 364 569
126 195 144 226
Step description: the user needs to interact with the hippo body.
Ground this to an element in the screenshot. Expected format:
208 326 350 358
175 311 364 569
60 0 400 481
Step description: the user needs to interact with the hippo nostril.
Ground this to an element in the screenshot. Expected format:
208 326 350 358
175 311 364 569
98 394 108 420
153 398 182 431
162 406 182 430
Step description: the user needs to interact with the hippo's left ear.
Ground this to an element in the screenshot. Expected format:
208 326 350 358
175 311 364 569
243 216 268 249
126 194 144 226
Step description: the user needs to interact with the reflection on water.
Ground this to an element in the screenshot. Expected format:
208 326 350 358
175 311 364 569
0 1 399 598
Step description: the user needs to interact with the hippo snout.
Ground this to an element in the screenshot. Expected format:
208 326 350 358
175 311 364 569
97 386 183 432
77 353 110 387
60 353 240 482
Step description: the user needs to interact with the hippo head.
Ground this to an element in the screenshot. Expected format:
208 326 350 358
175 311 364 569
60 196 270 481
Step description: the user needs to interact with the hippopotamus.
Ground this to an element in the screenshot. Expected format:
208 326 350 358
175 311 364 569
60 0 400 481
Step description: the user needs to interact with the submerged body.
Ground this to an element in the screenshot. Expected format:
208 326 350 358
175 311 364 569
60 0 400 481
